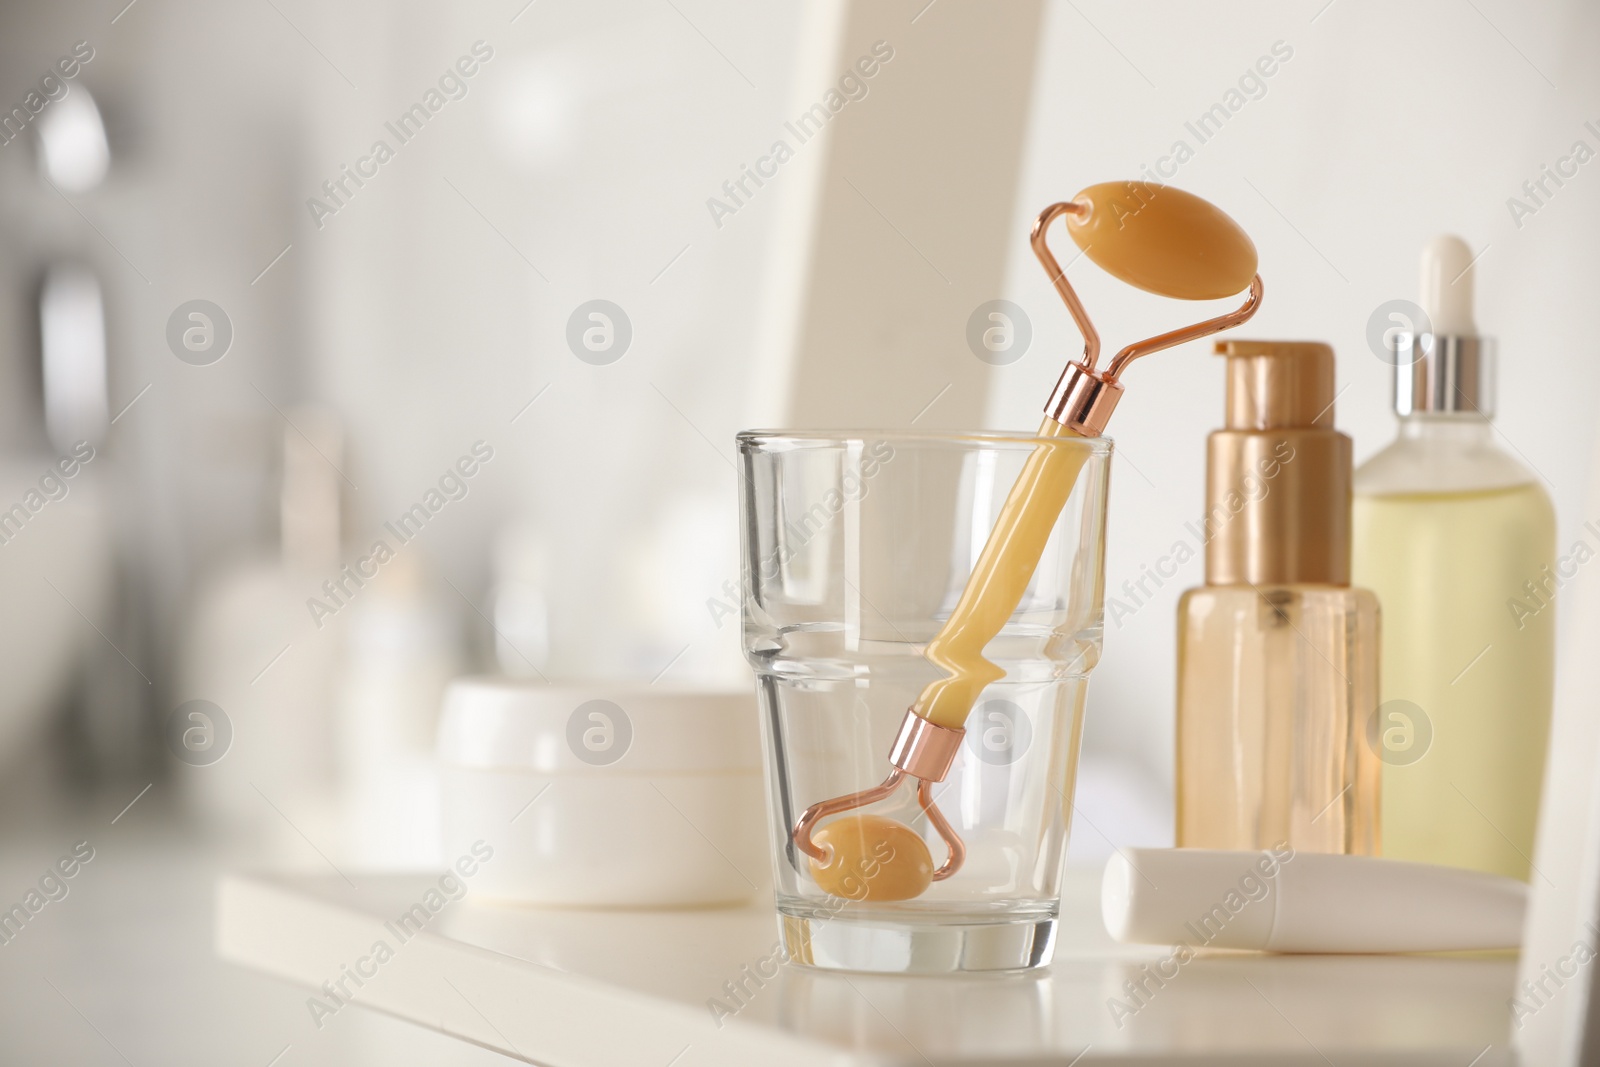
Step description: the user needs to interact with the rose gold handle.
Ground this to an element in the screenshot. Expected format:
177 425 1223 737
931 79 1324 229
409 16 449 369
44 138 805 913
1030 202 1264 436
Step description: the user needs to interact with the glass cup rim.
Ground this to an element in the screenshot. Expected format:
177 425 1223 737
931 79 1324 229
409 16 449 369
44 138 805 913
736 428 1115 454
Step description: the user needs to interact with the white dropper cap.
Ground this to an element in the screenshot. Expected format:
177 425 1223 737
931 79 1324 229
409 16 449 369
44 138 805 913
1419 234 1476 336
1395 235 1494 416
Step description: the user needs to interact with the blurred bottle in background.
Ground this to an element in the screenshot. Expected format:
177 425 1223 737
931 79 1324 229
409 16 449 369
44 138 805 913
336 553 460 868
177 408 344 853
490 516 550 678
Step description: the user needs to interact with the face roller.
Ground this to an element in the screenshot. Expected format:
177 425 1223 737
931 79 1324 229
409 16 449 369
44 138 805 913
795 182 1265 902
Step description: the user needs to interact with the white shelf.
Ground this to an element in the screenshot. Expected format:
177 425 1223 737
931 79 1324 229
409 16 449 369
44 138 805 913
216 868 1516 1065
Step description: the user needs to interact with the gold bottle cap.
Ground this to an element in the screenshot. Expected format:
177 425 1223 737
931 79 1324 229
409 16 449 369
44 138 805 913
1217 340 1336 430
1205 340 1351 587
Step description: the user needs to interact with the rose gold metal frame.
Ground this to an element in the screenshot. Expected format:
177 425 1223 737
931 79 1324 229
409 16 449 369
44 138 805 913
792 768 905 864
1030 200 1264 436
792 709 966 881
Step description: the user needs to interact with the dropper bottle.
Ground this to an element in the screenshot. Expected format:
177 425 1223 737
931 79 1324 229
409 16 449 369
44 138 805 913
1352 236 1556 882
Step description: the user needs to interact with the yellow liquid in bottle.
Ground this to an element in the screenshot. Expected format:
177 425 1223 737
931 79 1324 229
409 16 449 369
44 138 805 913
915 417 1087 729
1352 483 1555 880
1175 584 1381 854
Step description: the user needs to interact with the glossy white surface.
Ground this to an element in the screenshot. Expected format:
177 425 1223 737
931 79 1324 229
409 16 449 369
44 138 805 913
217 866 1518 1065
0 774 509 1067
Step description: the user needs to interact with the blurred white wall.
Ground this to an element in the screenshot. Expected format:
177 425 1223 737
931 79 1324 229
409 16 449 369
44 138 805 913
299 0 801 684
0 0 806 706
0 0 1593 834
982 0 1600 816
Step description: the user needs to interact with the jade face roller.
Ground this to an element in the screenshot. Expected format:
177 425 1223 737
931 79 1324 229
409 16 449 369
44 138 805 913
795 182 1265 902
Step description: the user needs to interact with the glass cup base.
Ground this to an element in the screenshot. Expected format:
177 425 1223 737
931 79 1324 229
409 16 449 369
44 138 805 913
777 903 1057 974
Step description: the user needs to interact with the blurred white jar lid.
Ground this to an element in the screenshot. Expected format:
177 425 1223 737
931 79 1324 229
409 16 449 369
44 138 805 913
437 677 759 774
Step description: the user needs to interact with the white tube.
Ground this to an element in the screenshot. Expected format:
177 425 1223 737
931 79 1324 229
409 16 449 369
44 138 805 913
1102 847 1526 953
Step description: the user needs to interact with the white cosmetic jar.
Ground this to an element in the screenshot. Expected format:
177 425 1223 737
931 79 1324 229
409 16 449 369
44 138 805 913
437 678 766 907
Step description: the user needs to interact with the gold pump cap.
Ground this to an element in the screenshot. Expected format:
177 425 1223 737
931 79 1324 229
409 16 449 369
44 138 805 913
1205 340 1351 587
1220 340 1336 431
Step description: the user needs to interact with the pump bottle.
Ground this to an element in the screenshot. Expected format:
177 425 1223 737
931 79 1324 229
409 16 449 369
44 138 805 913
1177 340 1381 855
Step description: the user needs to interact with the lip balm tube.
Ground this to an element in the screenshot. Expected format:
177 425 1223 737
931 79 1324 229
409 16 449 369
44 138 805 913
1102 847 1526 953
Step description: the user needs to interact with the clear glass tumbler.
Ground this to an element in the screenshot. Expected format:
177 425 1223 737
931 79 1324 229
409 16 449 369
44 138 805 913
737 429 1112 973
